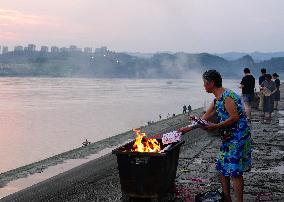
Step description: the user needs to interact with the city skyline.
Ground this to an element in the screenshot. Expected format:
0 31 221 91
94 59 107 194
0 44 97 53
0 0 284 53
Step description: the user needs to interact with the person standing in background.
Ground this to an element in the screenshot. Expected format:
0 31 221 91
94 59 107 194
272 73 280 110
260 74 277 123
258 68 266 111
240 68 255 122
187 104 192 115
183 105 187 114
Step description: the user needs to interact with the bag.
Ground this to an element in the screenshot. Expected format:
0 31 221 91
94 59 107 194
262 87 272 96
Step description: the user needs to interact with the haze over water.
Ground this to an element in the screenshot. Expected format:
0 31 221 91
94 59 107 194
0 77 240 173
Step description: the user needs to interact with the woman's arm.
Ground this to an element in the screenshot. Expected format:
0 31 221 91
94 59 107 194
271 88 277 94
217 97 239 128
201 100 216 121
205 97 239 130
271 83 277 94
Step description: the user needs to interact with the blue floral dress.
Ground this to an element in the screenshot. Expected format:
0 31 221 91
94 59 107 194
214 89 252 177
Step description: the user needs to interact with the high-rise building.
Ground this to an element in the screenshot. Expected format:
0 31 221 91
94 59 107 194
69 45 78 52
2 46 8 54
84 47 92 53
95 46 108 54
27 44 36 51
40 46 49 52
14 46 24 51
51 46 59 53
60 47 68 52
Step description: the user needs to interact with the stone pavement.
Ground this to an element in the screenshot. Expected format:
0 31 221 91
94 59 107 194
174 84 284 201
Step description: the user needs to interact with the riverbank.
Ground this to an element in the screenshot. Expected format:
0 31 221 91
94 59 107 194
0 107 203 199
1 85 284 201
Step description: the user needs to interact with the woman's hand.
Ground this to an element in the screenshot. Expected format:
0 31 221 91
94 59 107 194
204 123 219 131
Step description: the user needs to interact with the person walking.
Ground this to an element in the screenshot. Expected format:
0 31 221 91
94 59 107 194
199 69 252 202
258 68 266 110
272 73 280 110
260 74 277 123
187 104 192 115
182 105 187 114
239 68 255 122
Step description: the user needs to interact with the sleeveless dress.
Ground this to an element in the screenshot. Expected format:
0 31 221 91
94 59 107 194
214 89 252 177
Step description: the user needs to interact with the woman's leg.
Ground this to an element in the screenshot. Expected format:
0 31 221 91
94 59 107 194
219 174 232 202
259 93 264 111
274 101 278 110
232 175 244 202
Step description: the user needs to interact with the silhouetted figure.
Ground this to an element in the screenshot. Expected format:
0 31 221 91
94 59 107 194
159 114 162 119
272 73 280 110
82 139 91 146
182 105 187 114
239 67 255 121
172 113 176 117
260 74 277 123
187 104 192 115
258 68 266 110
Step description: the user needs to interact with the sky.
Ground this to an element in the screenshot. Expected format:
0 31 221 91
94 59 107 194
0 0 284 53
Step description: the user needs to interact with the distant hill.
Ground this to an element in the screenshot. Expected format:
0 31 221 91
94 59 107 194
123 52 154 58
215 51 284 62
0 50 283 78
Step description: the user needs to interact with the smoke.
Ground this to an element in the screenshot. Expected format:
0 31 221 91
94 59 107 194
154 52 205 80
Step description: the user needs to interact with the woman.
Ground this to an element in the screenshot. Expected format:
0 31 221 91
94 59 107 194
200 70 252 202
260 74 277 122
272 73 280 110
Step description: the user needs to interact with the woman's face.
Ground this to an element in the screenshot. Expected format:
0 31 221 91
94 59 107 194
203 79 214 93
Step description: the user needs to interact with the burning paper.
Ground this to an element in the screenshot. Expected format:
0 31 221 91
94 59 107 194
132 129 161 152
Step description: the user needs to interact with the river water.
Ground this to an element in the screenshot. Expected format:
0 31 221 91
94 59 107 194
0 77 241 173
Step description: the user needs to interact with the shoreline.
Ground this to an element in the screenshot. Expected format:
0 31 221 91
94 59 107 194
1 85 284 201
0 108 203 198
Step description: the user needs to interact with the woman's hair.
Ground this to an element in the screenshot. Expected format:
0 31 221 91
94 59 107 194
202 69 222 87
244 68 250 74
265 74 272 80
272 72 279 78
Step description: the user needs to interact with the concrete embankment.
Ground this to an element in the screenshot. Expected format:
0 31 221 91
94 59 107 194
1 85 284 201
0 107 202 201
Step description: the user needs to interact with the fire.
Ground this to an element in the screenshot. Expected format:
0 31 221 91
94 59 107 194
132 129 161 152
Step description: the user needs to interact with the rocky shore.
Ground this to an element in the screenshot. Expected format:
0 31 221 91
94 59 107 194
1 85 284 202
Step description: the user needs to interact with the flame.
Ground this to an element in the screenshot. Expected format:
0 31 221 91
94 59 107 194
132 129 161 152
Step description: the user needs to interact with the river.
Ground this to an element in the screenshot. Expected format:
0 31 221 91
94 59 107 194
0 77 241 173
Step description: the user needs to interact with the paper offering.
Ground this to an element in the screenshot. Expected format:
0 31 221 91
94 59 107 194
162 131 182 145
191 116 212 127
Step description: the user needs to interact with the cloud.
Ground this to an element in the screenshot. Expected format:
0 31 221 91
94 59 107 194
0 9 43 25
0 8 61 44
0 31 17 40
